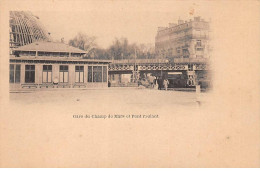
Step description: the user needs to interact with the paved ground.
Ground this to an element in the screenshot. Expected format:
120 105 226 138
9 87 208 111
8 88 210 121
3 88 258 167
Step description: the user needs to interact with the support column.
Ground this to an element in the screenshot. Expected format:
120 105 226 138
52 64 59 83
119 74 122 83
103 65 108 88
35 64 42 85
84 65 88 84
69 64 75 87
101 65 103 83
20 63 25 84
187 70 196 86
38 64 43 85
131 71 139 83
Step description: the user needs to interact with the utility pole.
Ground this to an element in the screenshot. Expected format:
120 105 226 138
134 48 137 83
132 48 138 83
134 48 136 71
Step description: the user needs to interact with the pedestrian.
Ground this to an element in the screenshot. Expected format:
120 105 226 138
152 78 156 88
163 79 169 91
158 78 161 90
154 79 158 90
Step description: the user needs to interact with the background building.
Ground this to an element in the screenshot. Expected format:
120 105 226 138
155 16 211 88
155 16 210 60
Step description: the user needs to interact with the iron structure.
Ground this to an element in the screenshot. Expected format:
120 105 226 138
9 11 50 49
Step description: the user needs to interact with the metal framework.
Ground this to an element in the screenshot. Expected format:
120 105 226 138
108 59 209 86
108 59 208 72
9 11 50 49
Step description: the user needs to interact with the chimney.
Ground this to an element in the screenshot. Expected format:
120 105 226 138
194 16 201 21
169 23 177 28
178 19 184 24
158 27 167 31
47 32 51 42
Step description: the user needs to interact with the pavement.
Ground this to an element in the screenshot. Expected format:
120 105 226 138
9 87 209 111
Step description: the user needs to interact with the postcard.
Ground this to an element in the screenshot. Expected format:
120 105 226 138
0 0 259 168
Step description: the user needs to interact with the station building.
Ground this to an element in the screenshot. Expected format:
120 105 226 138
9 41 110 90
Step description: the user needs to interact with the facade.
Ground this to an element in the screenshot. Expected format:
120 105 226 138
155 16 210 60
154 16 211 88
10 41 110 90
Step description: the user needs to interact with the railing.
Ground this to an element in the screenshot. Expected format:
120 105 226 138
112 59 169 64
173 58 208 63
111 58 209 64
10 55 112 63
11 55 208 64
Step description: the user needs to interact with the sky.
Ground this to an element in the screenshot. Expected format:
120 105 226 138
10 0 214 48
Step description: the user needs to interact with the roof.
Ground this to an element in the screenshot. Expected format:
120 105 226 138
14 41 87 54
10 55 112 64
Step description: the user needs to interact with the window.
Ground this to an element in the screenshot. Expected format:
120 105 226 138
29 51 36 56
9 64 21 83
15 65 20 83
88 66 93 82
188 64 193 71
103 66 107 82
176 48 180 53
60 52 69 57
38 52 45 56
93 66 102 82
75 66 84 83
59 65 68 83
196 48 203 51
182 49 189 55
196 40 202 46
53 52 59 57
10 64 14 83
20 51 36 56
43 65 52 83
88 66 107 83
71 53 81 57
25 65 35 83
193 29 201 37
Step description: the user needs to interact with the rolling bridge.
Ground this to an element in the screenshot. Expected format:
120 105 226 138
108 58 210 87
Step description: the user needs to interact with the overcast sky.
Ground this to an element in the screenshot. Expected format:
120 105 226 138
22 1 213 48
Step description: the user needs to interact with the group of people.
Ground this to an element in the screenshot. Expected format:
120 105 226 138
153 78 169 91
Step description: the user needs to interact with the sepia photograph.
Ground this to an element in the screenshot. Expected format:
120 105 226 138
0 0 259 168
8 10 211 111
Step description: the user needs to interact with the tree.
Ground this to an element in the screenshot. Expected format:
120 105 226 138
137 43 156 59
69 32 97 58
69 34 156 60
108 37 139 60
94 48 111 60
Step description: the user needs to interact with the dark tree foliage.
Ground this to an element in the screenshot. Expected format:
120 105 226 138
69 33 155 60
